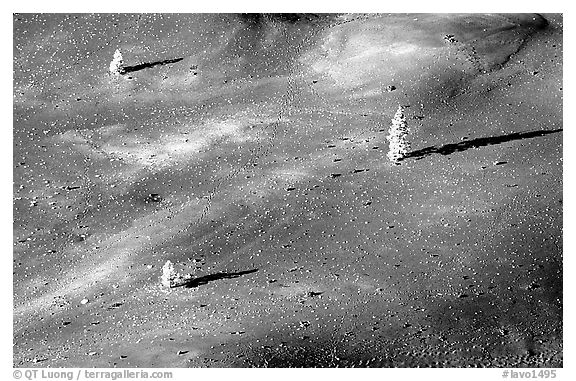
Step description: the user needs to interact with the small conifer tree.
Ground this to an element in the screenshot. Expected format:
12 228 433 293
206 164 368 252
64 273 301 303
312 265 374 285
109 49 124 75
161 260 177 288
386 105 410 163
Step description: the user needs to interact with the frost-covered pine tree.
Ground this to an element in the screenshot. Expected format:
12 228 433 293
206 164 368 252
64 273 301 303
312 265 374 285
109 49 124 75
386 105 410 163
161 260 177 288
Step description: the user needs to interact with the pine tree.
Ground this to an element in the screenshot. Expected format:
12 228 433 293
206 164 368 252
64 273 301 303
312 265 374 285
161 260 177 288
386 105 410 163
109 49 124 75
161 260 193 288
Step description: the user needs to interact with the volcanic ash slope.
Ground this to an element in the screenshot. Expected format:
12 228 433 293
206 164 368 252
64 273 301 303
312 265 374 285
12 13 562 367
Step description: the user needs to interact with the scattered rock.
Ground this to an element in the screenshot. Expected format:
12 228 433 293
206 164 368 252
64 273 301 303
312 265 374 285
147 193 162 202
527 282 541 290
498 328 510 336
384 85 396 92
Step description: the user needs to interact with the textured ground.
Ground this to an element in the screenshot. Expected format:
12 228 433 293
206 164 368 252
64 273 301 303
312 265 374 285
13 13 562 367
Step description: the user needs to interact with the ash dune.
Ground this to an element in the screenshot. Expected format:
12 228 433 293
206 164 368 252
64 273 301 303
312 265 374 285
13 13 562 367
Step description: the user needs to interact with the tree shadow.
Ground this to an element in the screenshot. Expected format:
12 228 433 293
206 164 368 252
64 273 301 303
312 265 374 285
179 269 259 289
403 129 562 161
121 57 184 74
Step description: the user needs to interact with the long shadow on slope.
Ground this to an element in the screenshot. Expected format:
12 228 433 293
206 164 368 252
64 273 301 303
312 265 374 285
121 58 184 74
179 269 259 288
403 129 562 161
